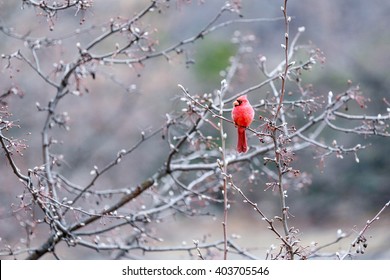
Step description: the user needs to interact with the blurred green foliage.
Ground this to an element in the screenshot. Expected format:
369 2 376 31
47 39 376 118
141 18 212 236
194 39 236 86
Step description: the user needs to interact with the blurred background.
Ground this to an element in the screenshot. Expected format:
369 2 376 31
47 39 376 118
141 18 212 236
0 0 389 259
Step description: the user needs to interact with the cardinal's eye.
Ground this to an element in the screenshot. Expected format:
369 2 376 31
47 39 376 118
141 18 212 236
233 99 243 107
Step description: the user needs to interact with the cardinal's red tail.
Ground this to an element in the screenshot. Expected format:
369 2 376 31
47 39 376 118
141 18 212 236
237 127 248 153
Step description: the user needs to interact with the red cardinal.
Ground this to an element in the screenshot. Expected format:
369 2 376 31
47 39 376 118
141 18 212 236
231 95 254 153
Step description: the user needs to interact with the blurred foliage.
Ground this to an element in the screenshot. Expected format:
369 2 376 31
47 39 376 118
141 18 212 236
194 39 236 86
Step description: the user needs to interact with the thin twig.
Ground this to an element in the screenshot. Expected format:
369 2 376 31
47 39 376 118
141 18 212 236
218 80 229 260
274 0 290 121
340 200 390 260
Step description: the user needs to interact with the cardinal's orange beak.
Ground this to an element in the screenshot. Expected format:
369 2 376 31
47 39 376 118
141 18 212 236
233 100 239 107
